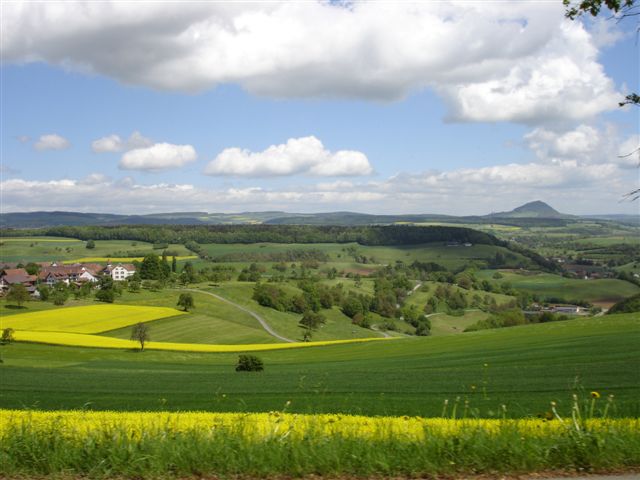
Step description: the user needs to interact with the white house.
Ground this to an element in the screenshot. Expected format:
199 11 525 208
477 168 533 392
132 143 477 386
106 264 136 281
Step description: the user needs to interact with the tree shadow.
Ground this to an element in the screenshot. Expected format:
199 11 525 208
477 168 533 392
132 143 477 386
4 305 27 310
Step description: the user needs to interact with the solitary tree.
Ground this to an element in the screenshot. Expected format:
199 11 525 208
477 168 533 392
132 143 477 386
85 239 96 249
1 328 15 345
177 293 195 311
236 354 264 372
6 284 29 307
299 310 325 342
131 322 150 351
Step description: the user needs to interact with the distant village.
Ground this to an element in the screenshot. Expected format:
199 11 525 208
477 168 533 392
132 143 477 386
0 262 136 297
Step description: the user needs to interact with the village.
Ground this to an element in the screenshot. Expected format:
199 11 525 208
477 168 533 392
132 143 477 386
0 261 136 297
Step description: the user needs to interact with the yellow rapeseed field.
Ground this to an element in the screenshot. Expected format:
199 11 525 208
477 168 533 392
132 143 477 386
2 409 636 443
0 305 185 333
13 330 391 352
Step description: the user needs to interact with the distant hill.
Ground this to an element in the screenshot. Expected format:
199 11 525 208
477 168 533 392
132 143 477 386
2 202 632 228
486 201 571 219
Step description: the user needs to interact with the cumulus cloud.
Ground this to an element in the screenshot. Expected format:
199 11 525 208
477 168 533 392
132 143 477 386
204 136 372 177
525 123 639 170
92 134 123 153
34 134 70 151
119 143 197 172
1 1 620 124
2 151 635 215
92 131 153 153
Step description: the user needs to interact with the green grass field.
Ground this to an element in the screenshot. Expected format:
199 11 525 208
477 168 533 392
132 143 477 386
0 237 192 263
198 241 531 271
477 270 640 305
1 314 638 418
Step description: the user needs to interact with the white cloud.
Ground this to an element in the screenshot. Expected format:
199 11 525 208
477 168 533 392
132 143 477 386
204 136 372 177
525 123 639 170
2 151 635 215
119 143 197 172
34 134 70 151
92 131 153 153
16 135 30 144
1 2 620 124
92 134 123 153
440 22 619 124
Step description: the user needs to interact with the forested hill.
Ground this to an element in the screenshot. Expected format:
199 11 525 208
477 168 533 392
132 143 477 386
3 224 496 246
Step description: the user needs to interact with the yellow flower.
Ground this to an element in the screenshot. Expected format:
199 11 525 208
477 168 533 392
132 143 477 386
591 391 601 399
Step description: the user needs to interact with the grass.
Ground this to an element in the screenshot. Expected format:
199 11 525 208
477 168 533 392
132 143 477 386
0 237 192 263
428 311 489 336
197 241 529 270
477 270 640 305
2 410 638 478
1 314 638 417
0 305 184 333
206 282 379 341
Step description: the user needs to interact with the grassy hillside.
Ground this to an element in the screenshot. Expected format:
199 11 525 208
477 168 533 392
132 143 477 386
477 270 640 305
1 314 637 417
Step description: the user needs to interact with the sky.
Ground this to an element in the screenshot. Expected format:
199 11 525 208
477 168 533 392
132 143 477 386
1 1 638 216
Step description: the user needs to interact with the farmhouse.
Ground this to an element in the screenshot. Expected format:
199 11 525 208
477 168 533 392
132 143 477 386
104 263 136 281
0 268 38 294
39 264 101 286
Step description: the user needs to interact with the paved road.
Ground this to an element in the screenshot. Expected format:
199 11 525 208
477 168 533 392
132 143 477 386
178 288 295 343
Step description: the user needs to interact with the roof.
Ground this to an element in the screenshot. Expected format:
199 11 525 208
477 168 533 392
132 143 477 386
113 263 136 271
1 268 36 284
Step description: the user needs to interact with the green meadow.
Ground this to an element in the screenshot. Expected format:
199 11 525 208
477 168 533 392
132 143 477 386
477 270 640 305
1 314 638 418
0 237 192 264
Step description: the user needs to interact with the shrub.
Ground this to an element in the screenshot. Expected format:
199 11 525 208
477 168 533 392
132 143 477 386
236 354 264 372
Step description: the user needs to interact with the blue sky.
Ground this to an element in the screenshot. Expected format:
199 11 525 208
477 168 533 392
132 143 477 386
1 2 638 215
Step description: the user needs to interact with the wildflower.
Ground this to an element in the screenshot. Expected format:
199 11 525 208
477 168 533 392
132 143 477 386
470 385 476 391
590 391 601 399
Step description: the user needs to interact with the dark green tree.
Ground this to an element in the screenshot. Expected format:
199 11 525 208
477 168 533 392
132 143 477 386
85 239 96 249
236 354 264 371
139 254 164 280
177 293 195 311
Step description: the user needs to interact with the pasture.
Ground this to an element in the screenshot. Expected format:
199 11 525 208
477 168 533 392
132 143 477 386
198 241 533 270
477 270 640 305
1 314 638 418
0 237 193 263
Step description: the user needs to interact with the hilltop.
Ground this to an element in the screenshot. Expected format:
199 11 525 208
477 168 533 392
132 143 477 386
486 201 570 219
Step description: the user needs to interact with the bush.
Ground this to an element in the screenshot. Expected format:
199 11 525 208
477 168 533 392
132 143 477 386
236 354 264 372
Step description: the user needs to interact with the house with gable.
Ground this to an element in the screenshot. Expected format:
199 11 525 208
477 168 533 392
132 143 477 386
0 268 38 294
104 263 136 281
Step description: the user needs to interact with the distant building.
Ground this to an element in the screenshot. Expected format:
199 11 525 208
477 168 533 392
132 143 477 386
104 263 136 281
0 268 38 294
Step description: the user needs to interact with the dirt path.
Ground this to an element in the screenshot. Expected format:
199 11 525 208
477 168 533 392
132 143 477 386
177 288 295 343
